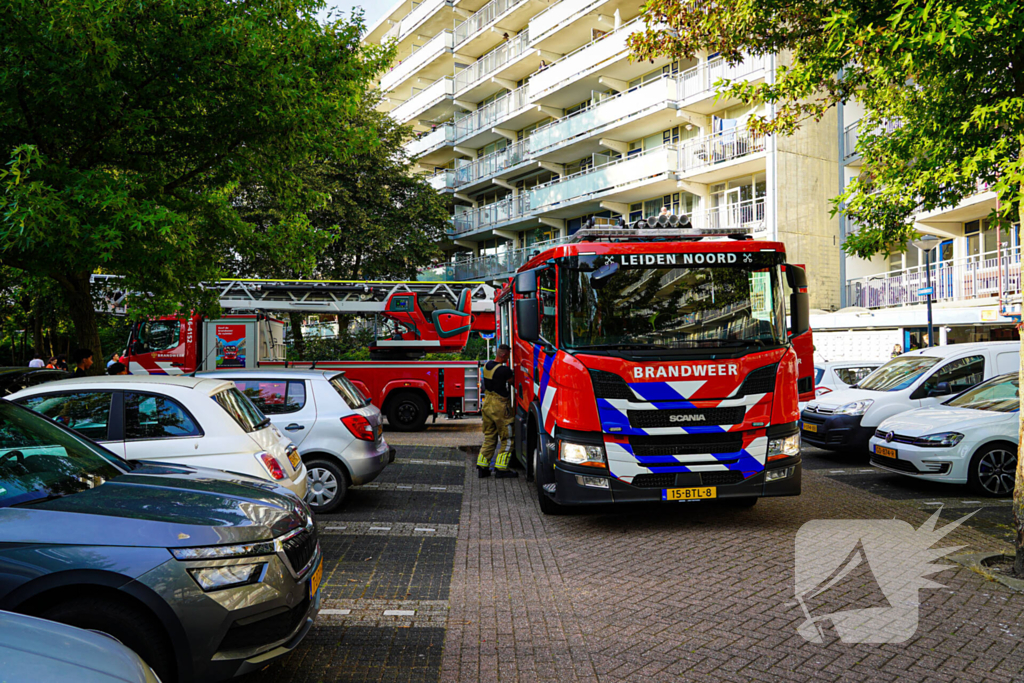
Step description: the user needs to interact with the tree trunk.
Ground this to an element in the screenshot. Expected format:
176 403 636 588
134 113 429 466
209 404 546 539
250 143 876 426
289 311 306 359
55 271 103 375
31 306 43 358
1016 184 1024 577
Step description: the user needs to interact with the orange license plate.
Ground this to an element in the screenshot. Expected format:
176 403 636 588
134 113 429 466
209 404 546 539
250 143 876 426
874 445 897 459
309 558 323 598
803 422 818 433
663 486 716 501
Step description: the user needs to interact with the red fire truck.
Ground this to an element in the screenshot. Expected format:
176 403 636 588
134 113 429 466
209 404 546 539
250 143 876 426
496 222 814 513
123 281 495 431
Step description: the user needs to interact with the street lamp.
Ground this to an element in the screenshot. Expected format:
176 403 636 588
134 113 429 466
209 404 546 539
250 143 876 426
912 234 941 347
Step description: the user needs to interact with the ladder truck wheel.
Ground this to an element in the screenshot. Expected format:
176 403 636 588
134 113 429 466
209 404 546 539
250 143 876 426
533 441 566 515
387 392 429 432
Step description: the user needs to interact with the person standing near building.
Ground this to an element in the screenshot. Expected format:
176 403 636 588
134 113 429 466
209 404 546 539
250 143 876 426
27 351 44 368
477 344 516 479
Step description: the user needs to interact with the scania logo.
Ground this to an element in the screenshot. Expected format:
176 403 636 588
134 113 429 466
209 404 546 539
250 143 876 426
885 431 895 443
669 414 706 423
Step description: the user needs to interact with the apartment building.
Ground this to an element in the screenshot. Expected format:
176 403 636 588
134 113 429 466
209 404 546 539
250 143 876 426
813 100 1022 362
365 0 840 309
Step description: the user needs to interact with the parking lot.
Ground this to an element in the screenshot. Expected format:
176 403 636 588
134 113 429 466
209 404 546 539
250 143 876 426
244 419 1024 683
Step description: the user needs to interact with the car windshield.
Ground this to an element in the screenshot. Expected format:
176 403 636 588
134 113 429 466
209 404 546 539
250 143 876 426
0 401 128 508
947 375 1019 412
559 252 787 351
330 374 370 409
212 387 270 432
856 356 940 392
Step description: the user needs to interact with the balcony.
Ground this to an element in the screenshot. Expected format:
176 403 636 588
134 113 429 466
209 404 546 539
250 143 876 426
677 128 767 183
528 76 677 156
406 123 455 161
691 197 767 235
843 118 902 164
676 54 768 113
846 245 1022 310
390 77 454 125
381 30 454 94
448 235 569 281
453 30 531 99
528 17 643 104
452 193 533 235
530 0 609 44
453 139 530 190
530 145 678 212
392 0 453 45
453 84 529 142
427 168 456 192
454 0 536 57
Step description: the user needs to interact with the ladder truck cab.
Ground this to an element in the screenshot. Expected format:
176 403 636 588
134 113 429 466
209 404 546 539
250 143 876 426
123 281 496 431
498 222 814 514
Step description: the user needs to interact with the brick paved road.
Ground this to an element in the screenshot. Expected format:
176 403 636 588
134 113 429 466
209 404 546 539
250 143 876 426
246 422 1024 682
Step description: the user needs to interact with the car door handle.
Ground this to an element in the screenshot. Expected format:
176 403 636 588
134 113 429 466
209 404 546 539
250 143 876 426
285 424 305 431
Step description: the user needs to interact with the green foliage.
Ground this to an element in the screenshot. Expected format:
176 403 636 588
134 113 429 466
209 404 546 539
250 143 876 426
0 0 391 360
629 0 1024 255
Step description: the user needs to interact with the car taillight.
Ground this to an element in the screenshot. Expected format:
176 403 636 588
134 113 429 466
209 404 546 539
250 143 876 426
259 452 286 480
342 414 375 441
815 387 832 397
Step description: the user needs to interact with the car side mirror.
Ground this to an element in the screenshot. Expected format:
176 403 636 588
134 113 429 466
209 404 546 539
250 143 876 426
515 298 539 343
927 381 952 398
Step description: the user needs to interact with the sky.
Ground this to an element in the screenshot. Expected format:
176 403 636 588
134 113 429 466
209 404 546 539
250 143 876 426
317 1 389 29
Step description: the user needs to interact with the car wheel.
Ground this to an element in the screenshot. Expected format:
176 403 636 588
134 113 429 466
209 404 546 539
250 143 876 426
306 458 349 514
968 444 1017 497
387 392 429 432
39 597 175 683
534 442 565 515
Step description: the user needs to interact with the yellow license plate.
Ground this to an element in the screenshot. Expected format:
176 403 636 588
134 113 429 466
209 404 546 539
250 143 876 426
803 422 818 433
874 445 897 459
288 449 302 470
663 486 716 501
309 558 323 598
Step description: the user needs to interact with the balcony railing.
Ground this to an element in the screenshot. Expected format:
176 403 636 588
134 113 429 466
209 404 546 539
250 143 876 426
401 0 451 41
677 54 767 101
454 139 529 188
528 17 642 98
694 197 766 232
390 77 454 124
453 84 529 139
453 30 530 93
845 245 1022 310
406 123 454 159
529 75 677 154
448 235 569 281
427 168 456 191
678 128 767 171
454 0 530 47
530 145 677 209
843 118 902 160
381 30 454 93
530 0 609 43
452 193 532 234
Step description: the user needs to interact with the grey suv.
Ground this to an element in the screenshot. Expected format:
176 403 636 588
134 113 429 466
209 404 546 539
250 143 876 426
0 400 322 682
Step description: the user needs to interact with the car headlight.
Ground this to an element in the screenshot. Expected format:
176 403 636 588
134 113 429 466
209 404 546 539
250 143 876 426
767 433 800 461
559 441 606 467
835 399 874 415
171 540 277 561
914 432 964 447
187 563 265 591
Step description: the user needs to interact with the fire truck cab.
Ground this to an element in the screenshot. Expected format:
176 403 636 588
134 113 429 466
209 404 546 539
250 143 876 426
497 224 813 514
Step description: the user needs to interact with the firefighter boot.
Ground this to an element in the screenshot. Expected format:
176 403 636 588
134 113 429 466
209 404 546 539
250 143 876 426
494 446 518 478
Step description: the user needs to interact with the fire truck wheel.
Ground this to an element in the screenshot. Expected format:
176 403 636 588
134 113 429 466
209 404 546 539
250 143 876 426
387 392 429 432
533 443 566 515
305 458 348 514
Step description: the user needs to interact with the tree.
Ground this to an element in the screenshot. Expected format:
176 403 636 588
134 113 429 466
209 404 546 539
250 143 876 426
630 0 1024 572
0 0 389 372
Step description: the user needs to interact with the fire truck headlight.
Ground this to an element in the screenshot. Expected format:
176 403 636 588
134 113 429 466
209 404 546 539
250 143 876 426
559 441 607 467
767 433 800 461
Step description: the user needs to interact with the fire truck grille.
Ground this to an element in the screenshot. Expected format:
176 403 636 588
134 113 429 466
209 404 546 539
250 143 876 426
627 406 745 429
737 364 777 396
628 434 744 457
630 474 676 488
700 471 746 486
589 370 634 400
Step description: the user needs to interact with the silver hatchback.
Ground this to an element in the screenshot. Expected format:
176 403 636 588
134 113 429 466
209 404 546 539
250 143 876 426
200 370 394 513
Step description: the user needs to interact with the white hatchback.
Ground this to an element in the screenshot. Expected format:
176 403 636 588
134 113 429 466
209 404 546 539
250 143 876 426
868 373 1018 497
8 376 307 499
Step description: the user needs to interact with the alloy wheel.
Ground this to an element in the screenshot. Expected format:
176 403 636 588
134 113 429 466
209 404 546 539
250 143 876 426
977 448 1016 496
307 466 339 507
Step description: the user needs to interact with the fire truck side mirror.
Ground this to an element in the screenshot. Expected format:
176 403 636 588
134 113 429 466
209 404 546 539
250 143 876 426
784 264 810 337
515 299 540 343
514 270 538 295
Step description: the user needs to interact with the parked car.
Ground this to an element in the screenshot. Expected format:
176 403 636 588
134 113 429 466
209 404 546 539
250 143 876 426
801 341 1019 453
813 361 881 399
199 369 395 514
869 372 1019 496
0 610 160 682
0 400 322 682
0 367 71 396
8 375 307 500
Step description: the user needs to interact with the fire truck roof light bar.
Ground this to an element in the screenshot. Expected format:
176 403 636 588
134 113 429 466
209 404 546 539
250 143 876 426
571 226 753 243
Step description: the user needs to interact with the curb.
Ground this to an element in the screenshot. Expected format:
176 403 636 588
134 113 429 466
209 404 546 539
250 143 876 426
948 552 1024 592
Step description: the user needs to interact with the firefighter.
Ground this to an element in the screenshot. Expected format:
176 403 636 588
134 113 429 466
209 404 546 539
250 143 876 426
477 343 516 479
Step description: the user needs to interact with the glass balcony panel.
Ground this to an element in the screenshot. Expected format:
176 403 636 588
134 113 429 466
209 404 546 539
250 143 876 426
451 194 532 235
530 0 609 42
381 31 454 93
454 84 529 139
391 77 454 124
530 146 677 209
428 169 456 191
406 124 454 159
454 0 530 46
529 18 640 98
399 0 450 42
454 140 529 187
454 31 530 93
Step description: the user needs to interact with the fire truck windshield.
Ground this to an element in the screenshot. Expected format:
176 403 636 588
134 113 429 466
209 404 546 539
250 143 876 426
559 253 787 352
